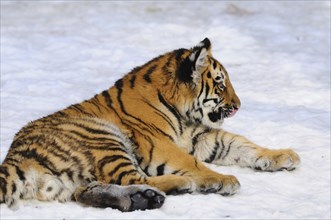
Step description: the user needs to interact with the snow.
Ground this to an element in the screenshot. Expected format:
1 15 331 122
1 1 330 219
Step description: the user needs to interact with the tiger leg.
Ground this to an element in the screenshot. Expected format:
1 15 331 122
135 139 240 196
0 164 24 209
93 150 191 202
157 149 240 196
0 161 75 209
116 164 225 196
1 157 166 211
186 127 300 171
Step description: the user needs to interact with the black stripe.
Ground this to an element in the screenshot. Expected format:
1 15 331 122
143 65 157 83
53 187 64 200
69 104 94 116
136 156 143 165
157 91 183 134
205 82 210 99
191 128 211 154
46 142 70 162
61 169 74 182
0 166 9 177
217 133 226 160
128 178 137 185
190 126 198 136
222 145 231 160
194 158 199 169
179 170 188 176
222 138 234 159
196 107 203 119
203 98 218 105
108 162 133 177
129 65 143 75
145 135 155 165
15 165 26 182
78 124 111 136
150 124 174 142
205 143 219 163
212 78 218 89
101 90 113 108
11 183 16 194
0 177 7 196
34 136 74 162
56 111 67 117
78 117 117 127
129 75 136 88
3 158 20 167
255 156 263 163
69 105 84 114
171 170 180 175
45 134 88 175
174 48 186 62
192 134 200 147
206 132 221 163
87 145 128 153
213 61 217 70
115 79 155 135
192 48 202 69
143 99 178 136
97 155 131 173
115 78 123 89
115 170 137 184
101 90 142 136
63 121 110 136
22 134 72 164
9 139 24 150
86 97 103 113
134 134 155 173
162 53 176 78
63 129 122 146
171 169 188 176
156 163 166 176
17 148 60 176
197 79 205 100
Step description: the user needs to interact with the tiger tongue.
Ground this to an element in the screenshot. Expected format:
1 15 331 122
227 109 238 118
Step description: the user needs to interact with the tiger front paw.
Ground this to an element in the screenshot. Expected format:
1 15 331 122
198 174 240 196
254 148 300 172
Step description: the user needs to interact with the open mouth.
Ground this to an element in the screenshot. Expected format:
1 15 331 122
208 107 239 122
227 108 238 118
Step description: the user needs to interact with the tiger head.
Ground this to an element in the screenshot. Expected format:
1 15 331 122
178 38 241 129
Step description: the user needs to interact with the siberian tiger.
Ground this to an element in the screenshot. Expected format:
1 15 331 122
0 38 300 211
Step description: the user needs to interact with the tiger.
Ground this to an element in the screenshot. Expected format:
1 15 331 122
0 38 300 212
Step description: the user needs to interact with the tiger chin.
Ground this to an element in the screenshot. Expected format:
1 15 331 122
0 38 300 211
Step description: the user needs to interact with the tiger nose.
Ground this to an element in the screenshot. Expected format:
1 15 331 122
232 98 240 110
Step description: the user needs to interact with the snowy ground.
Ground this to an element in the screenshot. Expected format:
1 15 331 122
1 1 330 219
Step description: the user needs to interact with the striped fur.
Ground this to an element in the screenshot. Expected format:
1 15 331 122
0 38 300 211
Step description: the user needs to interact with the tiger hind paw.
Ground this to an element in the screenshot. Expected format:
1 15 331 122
74 182 165 211
129 188 165 211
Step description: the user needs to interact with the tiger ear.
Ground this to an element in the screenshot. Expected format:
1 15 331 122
177 38 212 84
